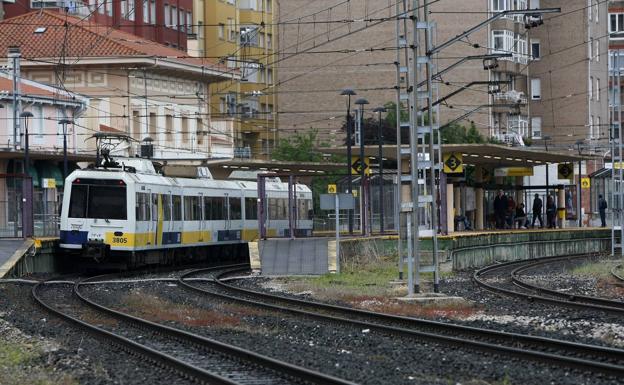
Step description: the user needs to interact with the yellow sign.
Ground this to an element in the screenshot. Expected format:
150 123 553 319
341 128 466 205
352 190 358 198
494 167 534 177
581 177 591 189
351 157 371 176
42 178 56 189
327 184 337 194
557 163 574 180
443 153 463 174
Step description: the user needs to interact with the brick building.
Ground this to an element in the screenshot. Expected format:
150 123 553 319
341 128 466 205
278 0 609 149
3 0 193 51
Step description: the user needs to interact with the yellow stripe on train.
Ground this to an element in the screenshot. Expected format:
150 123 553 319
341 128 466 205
105 231 213 248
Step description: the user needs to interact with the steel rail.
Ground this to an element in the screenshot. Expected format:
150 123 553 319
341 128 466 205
511 259 624 311
75 266 356 385
473 254 624 314
178 267 624 376
611 265 624 283
32 278 239 385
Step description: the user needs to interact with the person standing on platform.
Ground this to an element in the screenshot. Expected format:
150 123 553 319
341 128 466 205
494 190 507 229
506 195 516 229
598 194 608 227
546 195 557 229
532 193 543 228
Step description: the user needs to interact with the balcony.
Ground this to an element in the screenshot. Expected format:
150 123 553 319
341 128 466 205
31 0 92 16
234 146 252 159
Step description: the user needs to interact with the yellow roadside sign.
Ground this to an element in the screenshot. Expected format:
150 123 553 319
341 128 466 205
581 177 591 189
327 184 337 194
443 153 463 174
494 167 534 177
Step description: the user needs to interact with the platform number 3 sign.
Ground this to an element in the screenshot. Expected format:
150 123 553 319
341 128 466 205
443 153 463 174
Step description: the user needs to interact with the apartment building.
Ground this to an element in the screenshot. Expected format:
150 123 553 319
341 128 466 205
202 0 278 160
0 11 236 160
4 0 193 51
278 0 608 148
609 1 624 133
529 0 608 147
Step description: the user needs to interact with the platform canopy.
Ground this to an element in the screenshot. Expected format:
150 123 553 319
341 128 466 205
321 143 594 167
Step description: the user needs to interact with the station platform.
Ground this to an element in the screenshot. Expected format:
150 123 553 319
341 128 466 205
0 239 35 278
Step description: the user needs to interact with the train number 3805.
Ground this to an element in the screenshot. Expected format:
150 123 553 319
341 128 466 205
112 237 128 244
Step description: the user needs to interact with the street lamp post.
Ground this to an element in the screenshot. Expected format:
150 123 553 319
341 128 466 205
355 97 369 235
543 135 551 200
59 119 73 180
19 111 33 238
340 88 356 234
20 111 33 175
576 140 584 228
373 106 387 233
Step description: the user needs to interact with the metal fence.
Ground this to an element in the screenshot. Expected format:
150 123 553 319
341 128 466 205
0 175 59 238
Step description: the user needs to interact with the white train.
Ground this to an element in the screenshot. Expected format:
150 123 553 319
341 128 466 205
59 158 313 266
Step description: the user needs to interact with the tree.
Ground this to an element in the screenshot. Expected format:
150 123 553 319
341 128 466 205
272 130 323 162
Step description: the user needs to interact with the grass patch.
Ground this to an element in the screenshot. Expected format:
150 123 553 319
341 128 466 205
571 260 618 278
120 289 267 333
0 339 76 385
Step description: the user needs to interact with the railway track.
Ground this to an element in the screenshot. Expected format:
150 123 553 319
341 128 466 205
612 265 624 283
474 254 624 314
177 267 624 377
32 266 356 385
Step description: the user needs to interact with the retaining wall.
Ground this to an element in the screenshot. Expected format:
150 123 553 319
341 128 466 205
337 229 612 272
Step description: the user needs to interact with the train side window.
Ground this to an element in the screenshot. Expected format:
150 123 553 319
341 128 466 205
230 198 241 220
268 198 277 220
184 196 201 220
172 195 182 221
136 193 150 221
162 194 172 221
206 197 213 219
245 197 258 220
212 197 225 220
69 184 88 218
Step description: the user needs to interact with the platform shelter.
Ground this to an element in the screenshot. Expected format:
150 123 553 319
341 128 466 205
322 143 597 234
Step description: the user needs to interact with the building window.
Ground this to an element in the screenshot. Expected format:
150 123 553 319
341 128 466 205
266 0 272 13
596 78 600 101
121 0 127 18
594 0 599 23
150 0 156 24
492 30 513 54
218 23 224 39
165 4 170 26
597 116 601 139
228 18 236 41
610 13 624 34
187 12 193 34
595 40 600 62
491 0 507 12
267 33 272 49
128 0 135 20
590 76 593 100
198 21 204 39
589 38 593 61
589 115 594 138
171 6 178 29
143 0 149 23
531 117 542 138
529 0 539 8
97 0 104 14
530 78 541 100
531 39 540 60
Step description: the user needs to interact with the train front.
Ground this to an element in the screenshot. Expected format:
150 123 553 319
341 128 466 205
59 169 132 261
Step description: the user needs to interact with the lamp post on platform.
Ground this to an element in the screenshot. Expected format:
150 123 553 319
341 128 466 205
59 119 74 180
575 139 584 228
340 88 356 234
543 135 551 200
355 97 369 235
373 106 387 233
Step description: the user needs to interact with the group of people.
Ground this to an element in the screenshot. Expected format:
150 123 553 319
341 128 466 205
493 190 558 229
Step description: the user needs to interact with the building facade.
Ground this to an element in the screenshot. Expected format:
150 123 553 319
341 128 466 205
202 0 278 160
4 0 193 51
0 11 237 161
277 0 609 149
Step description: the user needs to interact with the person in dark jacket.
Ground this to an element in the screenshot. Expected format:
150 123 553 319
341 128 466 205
598 194 608 227
546 195 557 229
532 193 543 228
493 190 508 229
515 203 529 229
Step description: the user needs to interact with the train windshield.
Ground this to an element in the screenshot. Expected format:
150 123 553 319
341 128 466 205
68 181 127 220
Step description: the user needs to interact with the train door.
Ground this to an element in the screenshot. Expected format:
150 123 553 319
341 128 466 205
150 191 158 245
198 192 205 242
146 189 154 245
225 193 231 231
229 195 243 240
